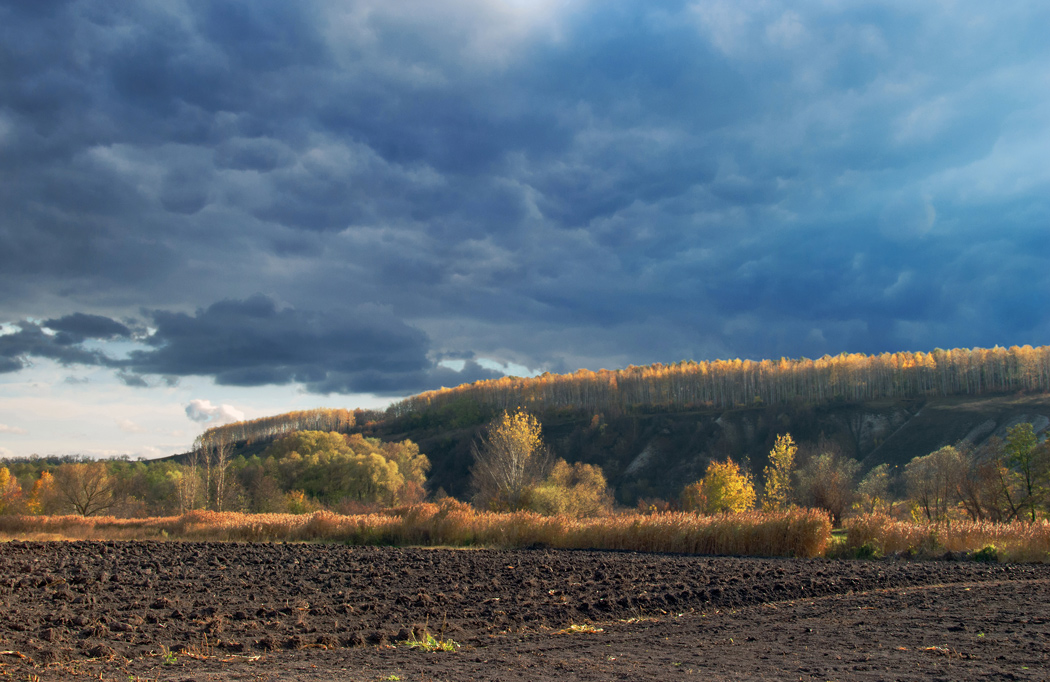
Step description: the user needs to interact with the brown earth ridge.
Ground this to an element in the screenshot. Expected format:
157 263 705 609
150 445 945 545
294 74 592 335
1 541 1048 680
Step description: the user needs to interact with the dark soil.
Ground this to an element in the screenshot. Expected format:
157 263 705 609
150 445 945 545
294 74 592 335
2 541 1048 680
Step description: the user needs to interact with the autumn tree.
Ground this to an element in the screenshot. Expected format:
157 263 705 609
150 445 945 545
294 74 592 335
26 470 56 515
953 441 1012 522
470 408 552 511
0 467 23 514
377 438 431 504
795 445 860 525
854 463 893 515
904 445 965 522
681 457 756 514
193 432 235 511
530 459 612 517
261 431 429 506
52 461 115 516
761 433 797 511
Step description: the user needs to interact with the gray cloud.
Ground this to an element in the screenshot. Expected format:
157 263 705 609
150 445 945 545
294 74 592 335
2 0 1050 394
0 321 113 372
43 313 132 343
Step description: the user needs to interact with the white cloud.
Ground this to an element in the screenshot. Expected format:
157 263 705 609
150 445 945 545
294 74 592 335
0 424 28 435
185 399 245 425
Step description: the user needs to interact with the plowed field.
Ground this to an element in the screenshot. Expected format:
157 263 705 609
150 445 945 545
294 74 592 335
1 541 1048 680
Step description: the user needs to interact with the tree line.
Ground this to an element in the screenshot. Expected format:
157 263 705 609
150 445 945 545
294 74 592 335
389 345 1050 419
4 408 1050 527
195 408 365 447
679 423 1050 526
0 432 429 517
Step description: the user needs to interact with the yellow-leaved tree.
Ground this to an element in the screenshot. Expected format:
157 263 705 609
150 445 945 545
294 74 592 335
761 433 797 511
681 457 756 514
470 408 552 511
262 431 429 507
530 459 612 517
0 467 23 515
26 470 55 515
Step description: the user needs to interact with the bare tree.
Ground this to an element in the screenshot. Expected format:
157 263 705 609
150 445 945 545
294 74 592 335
795 440 860 525
195 433 233 511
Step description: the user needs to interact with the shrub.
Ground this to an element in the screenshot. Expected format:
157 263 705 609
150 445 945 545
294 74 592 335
971 544 999 563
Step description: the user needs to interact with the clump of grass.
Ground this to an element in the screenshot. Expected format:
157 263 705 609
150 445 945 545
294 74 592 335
403 632 460 652
554 623 604 634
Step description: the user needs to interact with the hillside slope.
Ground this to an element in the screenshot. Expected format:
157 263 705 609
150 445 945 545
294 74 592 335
367 392 1050 504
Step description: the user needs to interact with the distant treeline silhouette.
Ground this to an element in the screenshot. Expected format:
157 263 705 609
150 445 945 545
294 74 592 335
388 345 1050 417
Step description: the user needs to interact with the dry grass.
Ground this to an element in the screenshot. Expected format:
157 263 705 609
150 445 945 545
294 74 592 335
844 514 1050 562
0 503 833 558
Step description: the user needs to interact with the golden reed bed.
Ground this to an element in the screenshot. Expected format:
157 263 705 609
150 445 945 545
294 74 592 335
0 502 831 559
845 514 1050 562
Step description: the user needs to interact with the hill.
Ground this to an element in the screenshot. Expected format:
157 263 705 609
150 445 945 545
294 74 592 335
184 344 1050 504
365 393 1050 503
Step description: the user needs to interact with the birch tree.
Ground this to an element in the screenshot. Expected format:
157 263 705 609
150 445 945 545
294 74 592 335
470 408 552 511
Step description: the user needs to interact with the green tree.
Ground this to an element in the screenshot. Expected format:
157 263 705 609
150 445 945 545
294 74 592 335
1004 423 1049 521
470 408 552 511
761 433 797 511
681 457 756 514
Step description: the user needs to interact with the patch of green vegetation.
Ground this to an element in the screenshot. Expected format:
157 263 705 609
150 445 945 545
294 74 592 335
404 632 460 652
853 541 883 560
972 544 999 563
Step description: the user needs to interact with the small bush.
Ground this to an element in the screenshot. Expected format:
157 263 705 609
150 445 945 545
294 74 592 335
853 541 882 560
972 544 999 563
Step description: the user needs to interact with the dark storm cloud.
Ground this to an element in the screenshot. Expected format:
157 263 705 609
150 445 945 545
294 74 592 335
3 0 1050 391
1 295 502 393
121 295 501 394
42 313 132 343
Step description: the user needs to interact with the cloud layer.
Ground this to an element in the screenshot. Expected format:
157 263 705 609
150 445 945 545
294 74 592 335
2 0 1050 399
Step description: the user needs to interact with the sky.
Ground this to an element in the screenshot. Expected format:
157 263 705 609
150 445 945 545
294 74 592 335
2 0 1050 459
